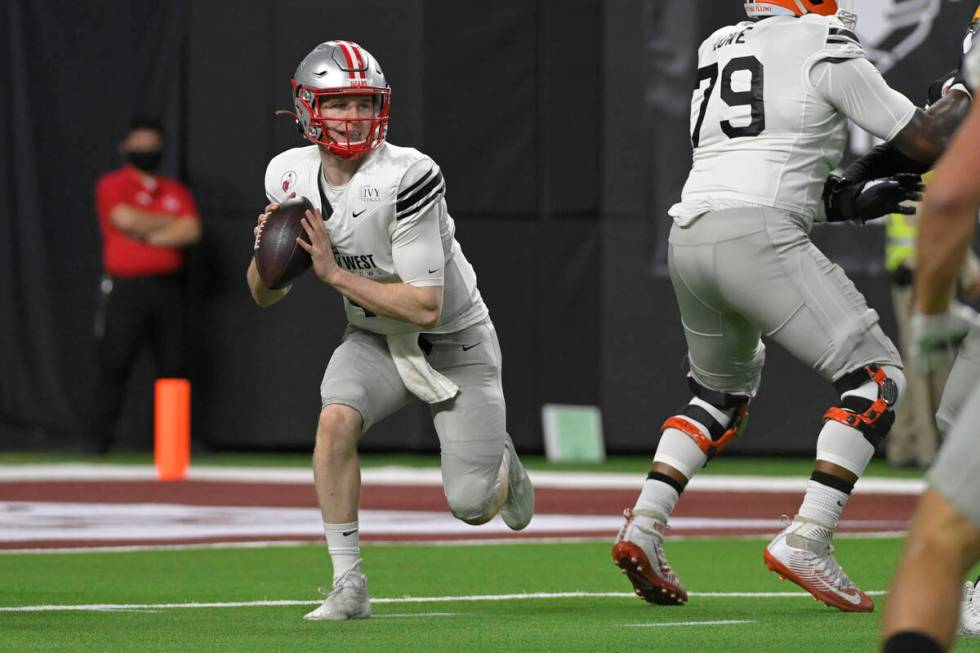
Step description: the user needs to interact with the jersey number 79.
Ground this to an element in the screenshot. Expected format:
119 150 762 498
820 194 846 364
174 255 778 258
691 55 766 147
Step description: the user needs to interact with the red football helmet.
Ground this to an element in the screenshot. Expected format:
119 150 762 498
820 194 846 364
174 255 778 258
744 0 839 18
283 41 391 159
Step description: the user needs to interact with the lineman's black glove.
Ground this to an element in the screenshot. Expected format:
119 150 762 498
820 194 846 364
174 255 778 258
823 172 924 224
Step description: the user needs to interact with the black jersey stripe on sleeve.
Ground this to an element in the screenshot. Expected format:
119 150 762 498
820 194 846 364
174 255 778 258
395 178 446 222
396 171 444 215
396 166 437 200
827 37 861 48
828 27 859 43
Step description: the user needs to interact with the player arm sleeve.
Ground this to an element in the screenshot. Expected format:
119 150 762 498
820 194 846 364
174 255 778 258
263 161 286 205
810 56 916 141
391 159 447 287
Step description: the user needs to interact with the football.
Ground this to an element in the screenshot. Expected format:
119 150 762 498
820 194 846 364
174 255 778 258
254 197 315 289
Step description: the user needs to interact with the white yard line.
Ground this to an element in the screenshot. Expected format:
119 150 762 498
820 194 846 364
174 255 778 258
0 464 927 494
0 590 887 613
623 620 755 628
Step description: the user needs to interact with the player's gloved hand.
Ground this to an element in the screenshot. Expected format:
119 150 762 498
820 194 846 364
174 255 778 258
909 302 980 372
823 173 924 224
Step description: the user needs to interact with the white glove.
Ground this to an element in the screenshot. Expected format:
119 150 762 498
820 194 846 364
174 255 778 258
909 303 980 373
959 578 980 636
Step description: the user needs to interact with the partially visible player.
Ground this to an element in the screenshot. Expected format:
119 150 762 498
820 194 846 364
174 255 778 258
247 40 534 621
882 30 980 653
613 0 966 612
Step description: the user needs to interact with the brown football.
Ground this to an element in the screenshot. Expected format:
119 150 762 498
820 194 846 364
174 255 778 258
254 197 315 289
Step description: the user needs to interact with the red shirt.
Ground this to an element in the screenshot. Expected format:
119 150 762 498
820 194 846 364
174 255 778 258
95 165 199 277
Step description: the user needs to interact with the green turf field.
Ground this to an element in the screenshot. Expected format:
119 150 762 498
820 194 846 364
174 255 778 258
4 539 979 652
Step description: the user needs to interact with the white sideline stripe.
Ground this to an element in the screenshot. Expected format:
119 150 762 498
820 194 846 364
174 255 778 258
0 464 927 494
0 590 888 613
623 620 755 628
0 501 907 544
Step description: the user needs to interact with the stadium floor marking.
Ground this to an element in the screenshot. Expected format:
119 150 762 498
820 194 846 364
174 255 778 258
0 464 927 494
0 530 908 555
0 501 909 547
0 590 887 613
623 620 755 628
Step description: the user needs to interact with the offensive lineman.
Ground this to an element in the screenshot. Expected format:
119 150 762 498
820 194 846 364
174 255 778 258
613 0 964 612
246 41 534 621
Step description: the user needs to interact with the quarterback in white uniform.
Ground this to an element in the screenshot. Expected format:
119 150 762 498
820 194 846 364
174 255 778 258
613 0 962 613
246 40 534 622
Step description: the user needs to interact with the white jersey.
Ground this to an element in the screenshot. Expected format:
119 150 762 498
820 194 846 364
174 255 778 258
264 143 488 335
670 14 916 225
966 39 980 90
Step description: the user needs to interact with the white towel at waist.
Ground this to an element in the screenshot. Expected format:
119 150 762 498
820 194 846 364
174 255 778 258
386 332 459 404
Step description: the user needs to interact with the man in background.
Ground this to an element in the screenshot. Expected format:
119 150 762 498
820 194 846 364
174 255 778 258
90 116 201 454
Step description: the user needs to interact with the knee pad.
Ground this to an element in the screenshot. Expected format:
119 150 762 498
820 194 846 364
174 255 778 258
660 378 751 460
824 364 904 448
446 487 496 525
444 468 503 525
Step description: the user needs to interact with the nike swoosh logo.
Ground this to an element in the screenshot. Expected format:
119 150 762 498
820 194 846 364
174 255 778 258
352 209 366 218
823 583 863 605
462 343 481 351
341 529 358 537
428 268 440 274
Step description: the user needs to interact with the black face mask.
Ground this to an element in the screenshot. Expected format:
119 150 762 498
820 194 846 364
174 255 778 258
127 149 163 172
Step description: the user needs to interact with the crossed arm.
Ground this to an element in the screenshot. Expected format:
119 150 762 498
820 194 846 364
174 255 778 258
110 205 201 248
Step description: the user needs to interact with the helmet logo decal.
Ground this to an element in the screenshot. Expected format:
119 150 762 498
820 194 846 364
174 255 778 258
281 171 297 193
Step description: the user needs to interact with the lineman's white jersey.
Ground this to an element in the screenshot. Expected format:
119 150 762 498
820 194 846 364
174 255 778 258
264 143 488 335
670 14 917 225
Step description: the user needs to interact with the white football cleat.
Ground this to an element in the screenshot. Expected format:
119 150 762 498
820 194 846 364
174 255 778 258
499 443 535 531
612 509 688 605
763 515 873 612
303 565 372 621
959 578 980 636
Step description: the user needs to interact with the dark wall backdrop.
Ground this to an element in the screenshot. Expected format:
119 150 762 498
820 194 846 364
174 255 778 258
1 0 973 455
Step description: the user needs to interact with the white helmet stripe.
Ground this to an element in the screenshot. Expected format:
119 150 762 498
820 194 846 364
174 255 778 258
341 41 368 79
335 41 357 80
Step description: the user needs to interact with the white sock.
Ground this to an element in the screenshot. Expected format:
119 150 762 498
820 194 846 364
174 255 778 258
323 521 360 582
633 478 679 526
798 480 850 529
